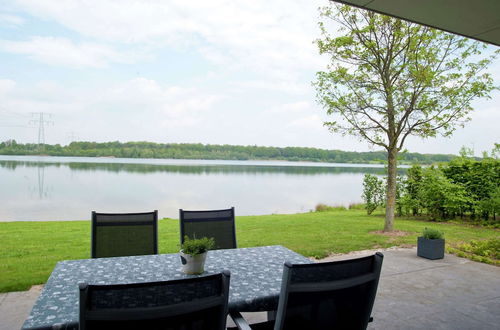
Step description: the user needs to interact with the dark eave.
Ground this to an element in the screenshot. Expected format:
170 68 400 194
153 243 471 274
330 0 500 46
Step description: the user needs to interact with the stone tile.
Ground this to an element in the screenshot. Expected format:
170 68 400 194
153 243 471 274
368 317 410 330
451 296 500 328
400 309 495 330
0 286 42 330
0 293 7 306
394 264 500 304
380 249 467 277
326 248 500 330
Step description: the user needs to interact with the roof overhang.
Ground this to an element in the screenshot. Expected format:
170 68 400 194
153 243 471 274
330 0 500 46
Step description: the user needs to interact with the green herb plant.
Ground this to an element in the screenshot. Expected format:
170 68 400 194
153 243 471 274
422 228 444 240
181 236 215 256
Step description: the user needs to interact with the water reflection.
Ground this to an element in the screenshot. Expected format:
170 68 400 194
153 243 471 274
31 166 48 199
0 160 391 175
0 156 402 221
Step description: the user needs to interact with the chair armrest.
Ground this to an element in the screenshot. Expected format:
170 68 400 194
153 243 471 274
229 311 253 330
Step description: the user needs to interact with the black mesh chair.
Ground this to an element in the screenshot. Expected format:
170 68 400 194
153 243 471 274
79 271 231 330
91 210 158 258
230 253 384 330
179 207 237 250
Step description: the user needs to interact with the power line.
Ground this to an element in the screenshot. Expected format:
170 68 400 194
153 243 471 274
66 131 79 142
0 107 31 118
29 112 54 149
0 108 30 127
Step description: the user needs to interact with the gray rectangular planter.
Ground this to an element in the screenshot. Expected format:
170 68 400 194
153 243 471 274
417 237 445 260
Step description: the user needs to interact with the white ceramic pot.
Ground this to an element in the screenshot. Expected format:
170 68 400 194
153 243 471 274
179 251 207 275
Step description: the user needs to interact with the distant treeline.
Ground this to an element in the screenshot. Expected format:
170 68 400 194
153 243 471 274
0 140 457 164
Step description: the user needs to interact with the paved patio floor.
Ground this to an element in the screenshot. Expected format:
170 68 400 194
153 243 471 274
332 248 500 330
1 248 499 330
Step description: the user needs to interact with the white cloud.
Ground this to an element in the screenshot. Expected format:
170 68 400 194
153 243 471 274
2 0 498 154
11 0 326 76
0 79 17 94
288 114 324 130
0 13 25 27
269 101 312 114
232 80 312 95
99 78 225 128
0 77 226 143
0 36 146 68
1 74 497 154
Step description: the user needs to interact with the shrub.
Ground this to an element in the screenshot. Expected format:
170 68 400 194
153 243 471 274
362 174 385 215
422 227 444 240
448 238 500 265
418 167 471 220
315 204 347 212
348 203 365 210
180 236 215 256
395 156 500 224
441 157 500 220
399 165 424 216
459 239 499 260
315 203 330 212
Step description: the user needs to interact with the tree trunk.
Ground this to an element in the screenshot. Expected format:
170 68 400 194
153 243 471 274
384 148 398 232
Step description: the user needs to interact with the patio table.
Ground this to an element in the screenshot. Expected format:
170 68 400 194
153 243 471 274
22 245 312 330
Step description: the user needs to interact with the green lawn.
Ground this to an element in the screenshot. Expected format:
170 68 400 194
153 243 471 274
0 209 498 292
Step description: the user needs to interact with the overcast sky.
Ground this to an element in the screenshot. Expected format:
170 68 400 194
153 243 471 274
0 0 498 156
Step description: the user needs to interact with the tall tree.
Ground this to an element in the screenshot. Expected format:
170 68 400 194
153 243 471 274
314 4 498 231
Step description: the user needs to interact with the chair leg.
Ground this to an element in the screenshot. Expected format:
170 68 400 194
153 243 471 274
229 311 253 330
267 310 276 321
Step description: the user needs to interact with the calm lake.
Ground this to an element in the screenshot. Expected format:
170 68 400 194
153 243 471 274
0 155 390 221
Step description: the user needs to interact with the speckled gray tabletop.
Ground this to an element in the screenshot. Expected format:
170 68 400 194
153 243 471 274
22 245 311 330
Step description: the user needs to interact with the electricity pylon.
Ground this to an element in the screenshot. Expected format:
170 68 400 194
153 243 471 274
66 131 79 144
29 112 54 151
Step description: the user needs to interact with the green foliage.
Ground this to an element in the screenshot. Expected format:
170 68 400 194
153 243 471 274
491 143 500 160
460 239 499 259
180 236 215 256
395 155 499 224
459 146 475 158
422 227 444 240
0 140 459 165
418 166 471 220
399 165 423 216
314 3 498 231
442 156 500 220
348 203 365 210
315 4 497 148
448 239 499 265
395 174 405 217
315 204 347 212
477 186 500 223
362 174 385 215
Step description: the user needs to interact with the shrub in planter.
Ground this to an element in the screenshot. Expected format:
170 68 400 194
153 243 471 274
179 236 215 274
417 228 445 260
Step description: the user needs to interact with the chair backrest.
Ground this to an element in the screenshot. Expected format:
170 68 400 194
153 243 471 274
79 271 231 330
274 252 384 330
179 207 237 250
91 210 158 258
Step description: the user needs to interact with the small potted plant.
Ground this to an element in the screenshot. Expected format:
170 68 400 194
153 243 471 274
179 236 215 274
417 228 445 260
